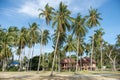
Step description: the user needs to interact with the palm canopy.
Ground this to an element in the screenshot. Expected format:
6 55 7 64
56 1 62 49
72 13 87 37
63 35 75 53
0 28 14 59
52 2 72 33
86 7 102 28
116 34 120 46
16 27 27 55
94 28 105 47
52 29 67 48
29 22 39 45
39 4 54 25
41 29 50 46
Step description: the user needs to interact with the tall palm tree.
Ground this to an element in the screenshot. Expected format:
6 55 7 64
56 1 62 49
94 28 104 71
0 28 13 71
51 2 72 76
29 22 39 71
38 4 54 73
72 13 87 72
86 7 102 71
52 30 67 72
63 35 75 71
17 27 27 71
41 30 50 71
25 28 32 71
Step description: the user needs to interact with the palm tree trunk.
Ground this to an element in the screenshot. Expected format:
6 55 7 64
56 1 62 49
50 31 60 76
55 55 57 72
42 45 45 71
113 56 117 72
80 55 82 71
58 52 61 72
37 31 43 73
91 33 94 71
101 43 103 71
19 54 22 71
19 41 22 71
76 37 79 72
37 45 42 73
2 58 6 72
30 45 35 71
27 47 31 71
69 52 71 72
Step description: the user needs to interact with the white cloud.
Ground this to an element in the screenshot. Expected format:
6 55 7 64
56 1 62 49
17 0 108 17
17 0 72 17
69 0 108 15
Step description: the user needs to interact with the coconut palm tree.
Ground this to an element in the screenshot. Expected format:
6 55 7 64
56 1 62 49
38 4 54 73
52 29 67 72
29 22 39 70
51 2 72 76
25 28 32 71
94 28 104 71
86 7 102 71
72 13 87 72
41 29 50 71
0 28 13 71
63 35 75 71
17 27 27 71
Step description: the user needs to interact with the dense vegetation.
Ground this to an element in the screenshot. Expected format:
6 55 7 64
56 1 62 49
0 2 120 76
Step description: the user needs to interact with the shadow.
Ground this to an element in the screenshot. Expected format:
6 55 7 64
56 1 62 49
92 73 120 79
0 75 33 80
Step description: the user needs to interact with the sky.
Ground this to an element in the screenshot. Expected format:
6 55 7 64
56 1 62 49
0 0 120 59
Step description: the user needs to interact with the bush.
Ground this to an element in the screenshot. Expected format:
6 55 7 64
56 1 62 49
7 66 19 71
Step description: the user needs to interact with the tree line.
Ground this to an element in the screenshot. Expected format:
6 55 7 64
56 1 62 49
0 2 120 76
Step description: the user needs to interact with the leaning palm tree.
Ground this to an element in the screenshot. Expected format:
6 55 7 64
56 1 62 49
86 7 102 71
72 13 87 72
51 2 72 76
52 29 67 72
37 4 54 73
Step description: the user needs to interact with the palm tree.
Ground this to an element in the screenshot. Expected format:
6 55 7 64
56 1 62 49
94 28 104 71
63 35 75 71
51 2 72 76
0 28 13 71
72 13 87 72
25 28 32 71
38 4 54 73
41 30 50 71
17 27 27 71
86 7 102 71
29 22 39 71
52 30 67 72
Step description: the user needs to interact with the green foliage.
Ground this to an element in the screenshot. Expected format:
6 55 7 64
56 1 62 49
7 66 19 71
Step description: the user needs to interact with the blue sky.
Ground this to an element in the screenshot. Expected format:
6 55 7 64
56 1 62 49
0 0 120 59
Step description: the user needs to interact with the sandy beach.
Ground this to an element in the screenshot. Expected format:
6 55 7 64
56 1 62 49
0 71 119 80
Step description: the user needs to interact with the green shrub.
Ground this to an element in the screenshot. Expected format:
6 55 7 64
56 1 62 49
7 66 18 71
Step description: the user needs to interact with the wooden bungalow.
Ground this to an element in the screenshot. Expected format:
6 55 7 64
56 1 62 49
60 57 96 71
60 58 76 70
78 57 96 70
